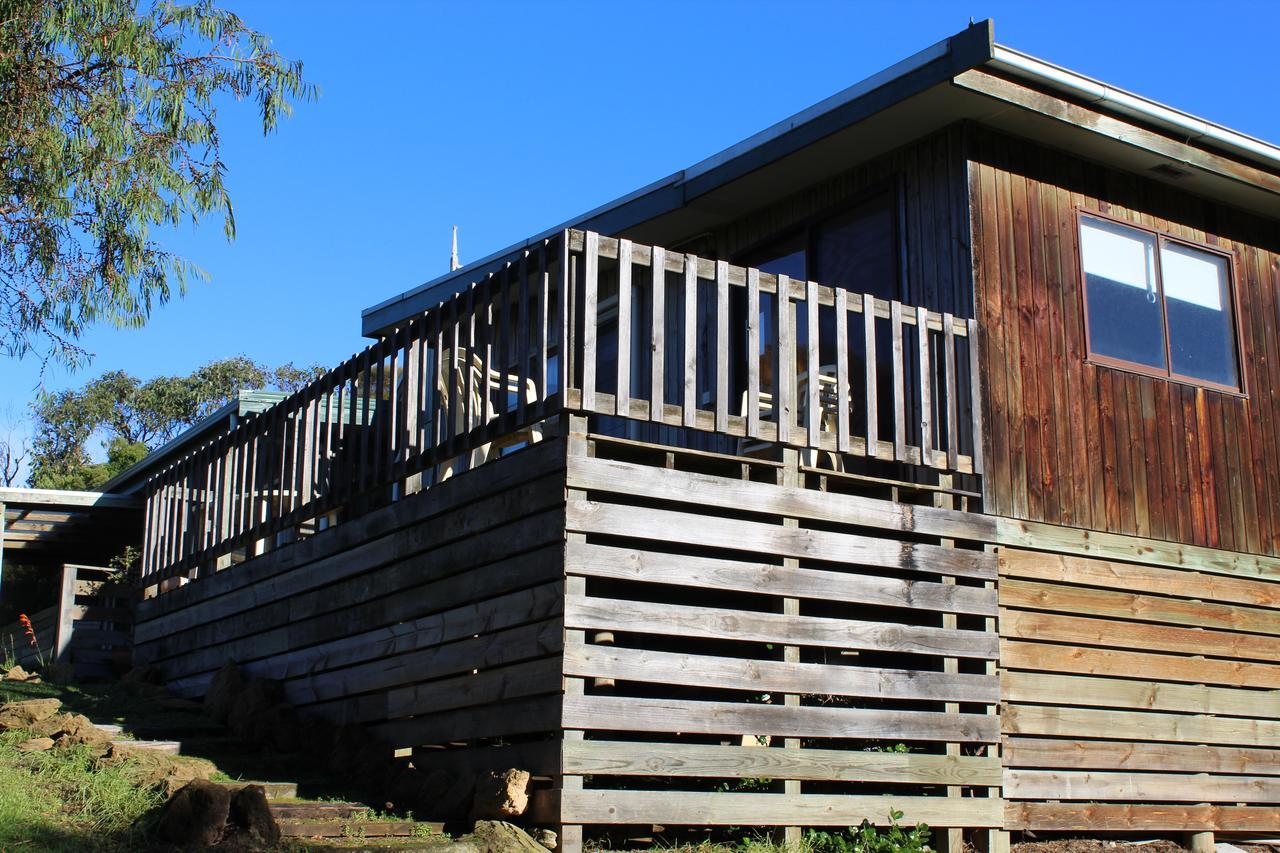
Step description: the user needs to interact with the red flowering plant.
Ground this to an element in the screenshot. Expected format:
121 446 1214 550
17 614 47 669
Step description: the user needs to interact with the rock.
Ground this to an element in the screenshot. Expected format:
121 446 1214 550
102 744 217 797
121 664 163 685
2 665 31 681
52 713 115 755
0 698 62 730
128 682 171 701
469 820 549 853
155 696 203 712
16 736 54 752
228 784 280 846
472 768 531 819
202 661 243 723
226 677 284 740
153 779 232 847
534 828 558 850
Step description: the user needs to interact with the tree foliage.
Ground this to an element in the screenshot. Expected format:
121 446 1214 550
28 355 324 489
0 0 315 366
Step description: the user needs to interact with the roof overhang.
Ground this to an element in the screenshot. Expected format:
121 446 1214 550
361 19 1280 338
1 489 142 568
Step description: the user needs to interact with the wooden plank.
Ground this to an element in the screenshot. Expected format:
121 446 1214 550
1001 640 1280 689
747 267 761 438
562 695 998 743
580 232 598 412
564 642 997 704
565 595 997 659
834 289 851 453
1000 549 1280 609
891 300 906 461
561 740 1001 785
864 293 878 455
1001 608 1280 663
917 305 934 465
1002 670 1279 718
567 542 995 617
650 246 665 423
615 238 632 417
1000 577 1280 635
1004 802 1280 832
566 499 995 580
683 252 698 428
1002 703 1280 747
1005 769 1279 803
776 274 793 445
806 280 820 448
1003 737 1280 775
547 790 1003 828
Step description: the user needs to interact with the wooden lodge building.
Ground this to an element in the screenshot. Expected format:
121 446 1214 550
11 20 1278 850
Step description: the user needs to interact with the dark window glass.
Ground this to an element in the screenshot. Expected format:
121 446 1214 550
814 193 898 300
1080 216 1165 370
1161 241 1238 387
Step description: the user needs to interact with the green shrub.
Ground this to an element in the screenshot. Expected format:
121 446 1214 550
806 809 932 853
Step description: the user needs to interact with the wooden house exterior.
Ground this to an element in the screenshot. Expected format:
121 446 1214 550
128 20 1280 851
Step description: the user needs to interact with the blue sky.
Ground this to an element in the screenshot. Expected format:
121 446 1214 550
3 0 1278 469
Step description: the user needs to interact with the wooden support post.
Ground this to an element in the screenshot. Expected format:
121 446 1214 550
984 542 1002 853
54 564 77 665
1186 831 1214 853
780 447 801 851
934 476 964 853
0 501 5 605
559 413 590 853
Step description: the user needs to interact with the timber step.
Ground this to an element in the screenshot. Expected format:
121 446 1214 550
268 801 372 820
277 819 445 839
213 780 299 800
111 739 181 755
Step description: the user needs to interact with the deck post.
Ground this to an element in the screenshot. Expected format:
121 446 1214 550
557 413 590 853
779 447 802 851
1187 831 1214 853
934 475 965 853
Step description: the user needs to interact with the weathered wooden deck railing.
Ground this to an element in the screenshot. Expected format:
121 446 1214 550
141 229 982 587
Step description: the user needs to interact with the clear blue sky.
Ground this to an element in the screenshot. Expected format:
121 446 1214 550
3 0 1278 468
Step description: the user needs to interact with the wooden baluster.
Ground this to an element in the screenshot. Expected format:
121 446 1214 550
616 239 633 418
918 305 935 468
582 232 599 413
776 273 793 446
891 300 906 462
650 245 665 423
558 232 571 409
944 312 959 472
517 251 531 427
715 259 730 434
747 267 761 439
806 279 820 450
835 288 851 454
683 253 697 428
968 317 985 475
864 293 878 458
535 241 550 418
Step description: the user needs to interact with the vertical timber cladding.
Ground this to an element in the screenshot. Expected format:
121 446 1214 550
553 435 1004 831
131 438 569 778
999 547 1280 832
968 126 1280 557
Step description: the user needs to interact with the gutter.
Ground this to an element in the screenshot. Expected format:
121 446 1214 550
987 44 1280 173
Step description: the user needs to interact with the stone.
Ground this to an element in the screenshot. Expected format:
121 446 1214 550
248 702 301 753
201 661 243 723
52 713 115 755
16 736 54 752
102 744 217 798
2 665 30 681
0 698 62 730
153 779 232 847
155 696 203 712
534 829 558 850
469 820 549 853
226 677 284 740
472 768 531 819
121 664 163 685
228 783 280 846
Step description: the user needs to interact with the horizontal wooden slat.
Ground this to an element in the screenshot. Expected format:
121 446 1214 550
1002 737 1280 775
567 455 998 542
564 643 998 704
1002 703 1280 747
561 740 1001 786
1001 608 1280 662
540 789 1003 828
567 542 996 617
1000 578 1280 635
1002 670 1279 718
1000 640 1280 689
567 500 995 580
1000 549 1280 609
562 695 999 743
1004 769 1280 803
1003 802 1280 832
566 596 998 659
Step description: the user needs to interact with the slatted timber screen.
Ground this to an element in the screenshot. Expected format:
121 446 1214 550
133 439 568 783
543 433 1003 837
141 229 981 589
999 546 1280 833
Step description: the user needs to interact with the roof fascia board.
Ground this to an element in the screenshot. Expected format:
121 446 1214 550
988 45 1280 173
361 22 995 337
0 488 140 509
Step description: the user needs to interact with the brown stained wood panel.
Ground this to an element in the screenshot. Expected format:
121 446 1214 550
970 127 1280 557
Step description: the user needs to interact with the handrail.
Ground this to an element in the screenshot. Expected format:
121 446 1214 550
140 229 982 589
